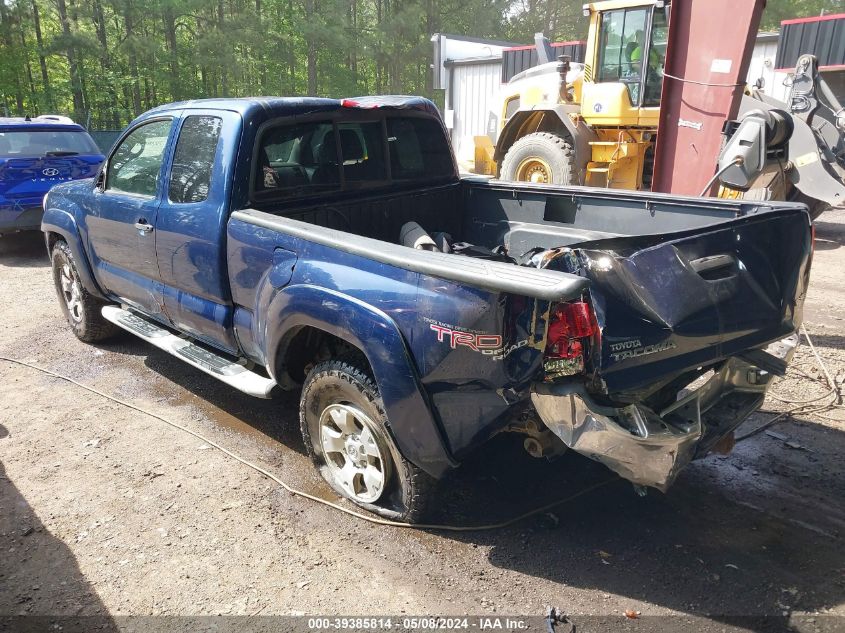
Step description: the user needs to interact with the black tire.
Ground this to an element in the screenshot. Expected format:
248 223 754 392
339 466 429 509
500 132 578 185
50 240 120 343
300 359 435 522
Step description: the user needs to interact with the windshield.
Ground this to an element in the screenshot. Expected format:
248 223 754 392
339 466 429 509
596 8 648 90
596 6 666 107
0 129 100 157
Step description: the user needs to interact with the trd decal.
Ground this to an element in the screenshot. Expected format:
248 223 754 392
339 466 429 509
429 323 501 351
428 323 527 360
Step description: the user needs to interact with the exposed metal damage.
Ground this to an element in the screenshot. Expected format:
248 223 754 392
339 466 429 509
531 333 799 491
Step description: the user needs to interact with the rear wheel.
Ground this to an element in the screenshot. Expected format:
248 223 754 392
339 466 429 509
50 241 119 343
500 132 578 185
300 359 435 522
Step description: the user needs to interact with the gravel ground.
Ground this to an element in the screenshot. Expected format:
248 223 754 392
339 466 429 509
1 211 844 632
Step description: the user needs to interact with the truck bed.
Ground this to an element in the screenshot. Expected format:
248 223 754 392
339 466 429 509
250 177 798 250
242 177 812 407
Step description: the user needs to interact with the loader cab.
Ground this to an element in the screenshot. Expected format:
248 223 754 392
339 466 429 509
581 0 669 128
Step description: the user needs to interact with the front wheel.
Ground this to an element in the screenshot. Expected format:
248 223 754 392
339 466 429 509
50 241 119 343
300 359 435 522
500 132 578 185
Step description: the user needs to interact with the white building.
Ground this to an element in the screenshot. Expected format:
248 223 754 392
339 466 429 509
746 32 792 103
431 34 517 165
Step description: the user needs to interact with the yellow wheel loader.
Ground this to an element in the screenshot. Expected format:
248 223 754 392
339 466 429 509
481 0 668 190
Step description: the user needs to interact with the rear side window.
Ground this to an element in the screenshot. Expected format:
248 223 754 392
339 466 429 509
169 116 222 203
0 130 99 157
106 119 172 197
253 114 454 201
337 121 388 187
257 121 338 195
387 117 454 180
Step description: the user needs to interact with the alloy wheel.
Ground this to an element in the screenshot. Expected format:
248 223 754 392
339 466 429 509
319 403 390 503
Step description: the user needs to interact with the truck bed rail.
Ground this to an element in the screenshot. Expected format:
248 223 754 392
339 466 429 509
232 209 589 301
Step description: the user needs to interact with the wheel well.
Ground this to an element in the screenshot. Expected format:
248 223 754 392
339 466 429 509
495 110 573 164
276 326 368 387
46 231 63 253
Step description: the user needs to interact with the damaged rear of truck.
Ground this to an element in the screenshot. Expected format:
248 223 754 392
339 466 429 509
523 196 811 491
238 176 811 509
420 180 812 494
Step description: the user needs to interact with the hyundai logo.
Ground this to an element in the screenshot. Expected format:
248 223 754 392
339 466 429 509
42 168 60 177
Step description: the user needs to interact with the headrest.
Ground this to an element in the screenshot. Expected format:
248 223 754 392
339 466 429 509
316 138 337 164
339 129 364 163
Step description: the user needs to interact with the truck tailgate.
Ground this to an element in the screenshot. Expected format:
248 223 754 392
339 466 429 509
562 208 812 401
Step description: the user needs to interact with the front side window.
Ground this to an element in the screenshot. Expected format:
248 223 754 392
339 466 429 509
169 116 222 203
106 120 172 197
643 9 668 106
596 7 648 104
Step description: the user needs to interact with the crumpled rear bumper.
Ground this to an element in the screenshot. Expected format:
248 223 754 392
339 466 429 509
530 334 799 491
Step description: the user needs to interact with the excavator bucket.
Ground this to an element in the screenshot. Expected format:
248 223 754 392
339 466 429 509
736 93 845 218
718 54 845 218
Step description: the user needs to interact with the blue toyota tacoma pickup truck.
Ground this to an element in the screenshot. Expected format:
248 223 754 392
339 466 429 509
42 96 812 521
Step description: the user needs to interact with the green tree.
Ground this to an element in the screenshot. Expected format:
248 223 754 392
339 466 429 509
1 0 840 125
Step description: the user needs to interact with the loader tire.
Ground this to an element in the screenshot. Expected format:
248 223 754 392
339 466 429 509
500 132 578 186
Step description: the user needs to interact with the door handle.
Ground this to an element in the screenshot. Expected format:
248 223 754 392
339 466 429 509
134 220 154 235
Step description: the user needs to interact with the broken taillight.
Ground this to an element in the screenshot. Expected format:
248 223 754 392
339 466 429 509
544 300 598 379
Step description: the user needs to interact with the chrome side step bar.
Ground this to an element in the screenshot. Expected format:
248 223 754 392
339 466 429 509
101 306 277 399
